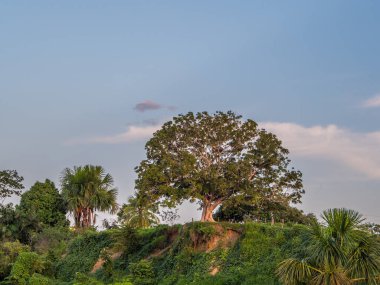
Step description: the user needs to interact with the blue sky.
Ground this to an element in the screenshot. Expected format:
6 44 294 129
1 1 380 223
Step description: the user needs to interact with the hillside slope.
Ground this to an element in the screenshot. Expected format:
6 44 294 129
56 222 307 285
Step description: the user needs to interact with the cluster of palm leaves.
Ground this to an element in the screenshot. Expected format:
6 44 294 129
61 165 118 228
118 193 159 229
277 208 380 284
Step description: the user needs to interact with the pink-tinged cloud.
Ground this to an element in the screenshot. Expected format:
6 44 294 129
362 94 380 108
260 122 380 180
134 100 177 112
134 100 162 112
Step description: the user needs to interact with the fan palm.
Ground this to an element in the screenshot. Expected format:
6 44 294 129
118 194 159 229
61 165 118 228
277 208 380 284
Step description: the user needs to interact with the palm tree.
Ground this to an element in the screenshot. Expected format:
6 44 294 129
118 193 159 229
61 165 118 228
277 208 380 284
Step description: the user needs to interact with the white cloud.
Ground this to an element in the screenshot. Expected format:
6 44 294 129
260 122 380 180
362 94 380 108
65 124 161 145
65 120 380 180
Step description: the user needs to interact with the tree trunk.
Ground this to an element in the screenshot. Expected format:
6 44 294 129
200 201 221 222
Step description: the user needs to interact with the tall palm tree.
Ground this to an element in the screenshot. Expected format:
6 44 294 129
118 193 159 229
61 165 118 228
276 208 380 284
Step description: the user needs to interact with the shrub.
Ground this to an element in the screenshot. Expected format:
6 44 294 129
73 272 103 285
28 273 52 285
129 259 155 285
7 252 45 285
0 241 30 280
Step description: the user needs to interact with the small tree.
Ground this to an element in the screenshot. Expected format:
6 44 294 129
61 165 118 228
0 203 19 240
17 179 68 228
135 111 304 222
118 193 159 229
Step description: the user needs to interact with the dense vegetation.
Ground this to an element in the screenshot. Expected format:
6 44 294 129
1 112 380 284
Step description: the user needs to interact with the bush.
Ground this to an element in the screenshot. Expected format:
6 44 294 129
112 226 140 255
113 278 133 285
129 259 155 285
7 252 45 285
73 272 103 285
32 226 72 254
28 273 52 285
0 241 30 280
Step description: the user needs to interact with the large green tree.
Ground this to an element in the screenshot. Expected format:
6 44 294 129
135 111 304 222
17 179 68 229
61 165 118 228
277 208 380 284
0 170 24 204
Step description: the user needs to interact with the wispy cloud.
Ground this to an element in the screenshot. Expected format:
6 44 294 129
134 100 176 112
261 122 380 180
65 124 161 145
362 94 380 108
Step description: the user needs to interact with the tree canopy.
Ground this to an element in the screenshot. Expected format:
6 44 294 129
17 179 68 228
135 111 304 222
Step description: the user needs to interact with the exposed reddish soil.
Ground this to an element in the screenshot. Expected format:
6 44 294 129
91 251 122 273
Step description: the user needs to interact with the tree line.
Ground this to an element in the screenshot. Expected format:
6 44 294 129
1 111 380 284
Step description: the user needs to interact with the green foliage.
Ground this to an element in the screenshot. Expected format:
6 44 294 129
109 222 306 285
129 259 155 285
17 179 68 229
277 208 380 284
13 180 69 244
187 222 218 239
112 279 133 285
6 218 371 285
133 225 179 260
7 252 45 285
0 241 30 280
56 230 112 282
61 165 118 228
32 226 72 254
135 111 304 222
72 272 103 285
0 170 24 203
0 203 19 240
118 193 159 229
28 273 52 285
112 226 140 255
214 200 316 225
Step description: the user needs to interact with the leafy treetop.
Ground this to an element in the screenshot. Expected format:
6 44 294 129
135 111 304 222
17 179 68 228
0 170 24 203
